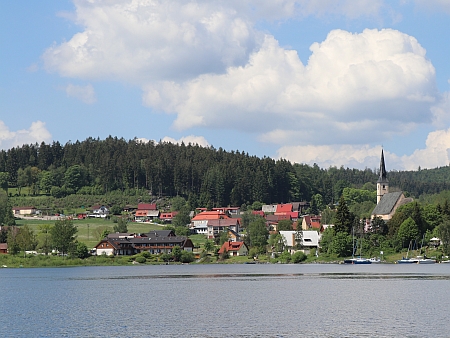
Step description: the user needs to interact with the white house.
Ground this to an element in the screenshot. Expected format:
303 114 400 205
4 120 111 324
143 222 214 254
279 230 320 254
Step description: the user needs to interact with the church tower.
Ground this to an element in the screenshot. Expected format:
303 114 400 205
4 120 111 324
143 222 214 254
377 149 389 204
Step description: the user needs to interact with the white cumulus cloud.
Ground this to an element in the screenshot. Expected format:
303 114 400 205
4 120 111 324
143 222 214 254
65 83 96 104
144 29 437 147
0 121 52 150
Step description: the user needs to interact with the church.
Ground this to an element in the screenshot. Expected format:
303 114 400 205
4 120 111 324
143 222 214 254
371 150 412 221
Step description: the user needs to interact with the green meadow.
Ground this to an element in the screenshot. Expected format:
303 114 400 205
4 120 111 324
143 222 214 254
15 218 164 248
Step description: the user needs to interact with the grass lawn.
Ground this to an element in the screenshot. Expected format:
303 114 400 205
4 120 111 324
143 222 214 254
15 218 164 249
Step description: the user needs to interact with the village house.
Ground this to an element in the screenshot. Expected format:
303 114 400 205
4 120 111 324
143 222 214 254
218 241 248 256
12 206 37 216
0 243 8 254
279 230 320 254
89 205 109 218
94 230 194 256
206 219 240 240
134 203 159 222
301 215 321 230
159 211 178 223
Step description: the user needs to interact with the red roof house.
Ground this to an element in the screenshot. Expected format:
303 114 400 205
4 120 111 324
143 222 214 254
218 241 248 256
302 215 321 230
275 203 293 214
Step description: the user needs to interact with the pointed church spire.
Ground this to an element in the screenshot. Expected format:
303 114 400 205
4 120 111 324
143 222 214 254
377 149 388 183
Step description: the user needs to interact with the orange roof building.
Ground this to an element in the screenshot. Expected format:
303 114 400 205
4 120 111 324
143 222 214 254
218 241 248 256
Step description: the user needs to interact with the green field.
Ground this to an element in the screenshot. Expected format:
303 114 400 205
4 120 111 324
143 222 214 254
15 218 164 248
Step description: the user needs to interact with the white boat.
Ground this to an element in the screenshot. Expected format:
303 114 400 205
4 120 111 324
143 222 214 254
343 257 372 264
368 257 381 263
397 257 419 264
416 256 435 264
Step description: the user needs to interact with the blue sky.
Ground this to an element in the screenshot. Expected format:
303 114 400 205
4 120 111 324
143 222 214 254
1 0 450 171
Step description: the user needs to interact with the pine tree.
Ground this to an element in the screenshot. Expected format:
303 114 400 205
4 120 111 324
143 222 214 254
334 196 354 234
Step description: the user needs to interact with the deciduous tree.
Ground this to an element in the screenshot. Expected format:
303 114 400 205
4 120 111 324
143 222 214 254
50 219 78 256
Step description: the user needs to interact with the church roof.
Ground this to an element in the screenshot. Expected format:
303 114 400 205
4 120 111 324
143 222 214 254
377 149 388 183
372 191 403 215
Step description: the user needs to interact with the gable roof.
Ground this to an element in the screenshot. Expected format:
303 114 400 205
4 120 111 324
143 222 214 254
372 191 403 215
276 204 293 213
191 211 230 221
207 219 239 226
12 206 36 210
302 215 321 229
218 241 247 254
138 203 157 210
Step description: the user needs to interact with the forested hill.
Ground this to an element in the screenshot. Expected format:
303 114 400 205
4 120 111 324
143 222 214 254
0 136 449 207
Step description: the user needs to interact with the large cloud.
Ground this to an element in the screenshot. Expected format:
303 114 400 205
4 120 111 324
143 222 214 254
42 0 387 84
0 121 52 150
43 0 260 83
144 29 437 146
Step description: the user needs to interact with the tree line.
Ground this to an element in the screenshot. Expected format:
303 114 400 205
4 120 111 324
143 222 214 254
1 137 450 210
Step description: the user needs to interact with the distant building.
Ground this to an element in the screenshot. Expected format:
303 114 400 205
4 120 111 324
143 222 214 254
371 150 412 221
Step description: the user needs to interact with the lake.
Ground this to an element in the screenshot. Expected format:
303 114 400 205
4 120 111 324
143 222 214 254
1 263 450 337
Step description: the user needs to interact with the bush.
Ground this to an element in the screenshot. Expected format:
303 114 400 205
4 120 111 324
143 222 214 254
180 251 195 263
135 256 146 264
292 251 307 263
279 250 292 263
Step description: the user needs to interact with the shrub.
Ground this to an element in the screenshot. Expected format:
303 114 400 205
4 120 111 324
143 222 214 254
135 256 146 264
292 251 307 263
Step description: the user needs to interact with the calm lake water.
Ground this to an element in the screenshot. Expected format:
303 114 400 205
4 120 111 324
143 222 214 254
1 263 450 337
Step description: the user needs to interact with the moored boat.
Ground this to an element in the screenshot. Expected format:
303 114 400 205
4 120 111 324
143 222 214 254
416 256 435 264
343 257 372 264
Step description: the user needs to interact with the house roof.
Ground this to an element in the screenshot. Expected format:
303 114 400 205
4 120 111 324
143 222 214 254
95 232 193 250
371 191 403 215
135 210 148 216
0 243 7 250
252 210 265 217
160 211 178 218
266 214 288 222
302 215 321 229
276 204 293 213
146 230 176 237
191 211 230 221
12 206 35 210
262 205 277 213
218 241 247 254
137 203 157 210
207 219 239 226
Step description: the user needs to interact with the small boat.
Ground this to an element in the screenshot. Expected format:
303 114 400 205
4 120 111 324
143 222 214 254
397 240 418 264
343 257 372 264
397 257 419 264
416 256 435 264
368 257 381 264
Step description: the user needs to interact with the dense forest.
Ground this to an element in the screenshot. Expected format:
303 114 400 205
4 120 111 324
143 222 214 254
0 136 450 210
